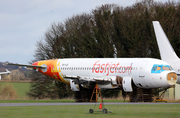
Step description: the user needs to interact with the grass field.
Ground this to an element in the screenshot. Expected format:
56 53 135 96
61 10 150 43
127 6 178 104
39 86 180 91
0 82 180 117
0 82 31 99
0 104 179 118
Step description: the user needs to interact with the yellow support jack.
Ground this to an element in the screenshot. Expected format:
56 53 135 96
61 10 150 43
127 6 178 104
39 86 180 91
155 85 175 103
155 89 167 103
155 98 167 103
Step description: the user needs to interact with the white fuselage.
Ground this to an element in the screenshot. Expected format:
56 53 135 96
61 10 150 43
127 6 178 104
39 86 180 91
37 58 176 90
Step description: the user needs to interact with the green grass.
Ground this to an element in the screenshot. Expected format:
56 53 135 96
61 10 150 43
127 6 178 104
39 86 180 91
0 104 179 118
0 82 30 99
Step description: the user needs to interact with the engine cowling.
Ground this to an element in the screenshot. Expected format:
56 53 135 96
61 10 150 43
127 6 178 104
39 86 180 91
110 76 133 92
70 80 80 91
97 76 133 92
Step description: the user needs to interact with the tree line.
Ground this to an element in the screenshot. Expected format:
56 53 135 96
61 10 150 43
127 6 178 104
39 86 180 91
27 0 180 99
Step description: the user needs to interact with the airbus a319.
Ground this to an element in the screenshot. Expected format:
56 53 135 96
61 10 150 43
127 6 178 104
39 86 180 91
5 58 177 92
4 22 178 102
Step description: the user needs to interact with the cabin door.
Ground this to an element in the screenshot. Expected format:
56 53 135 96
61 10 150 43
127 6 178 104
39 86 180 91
139 61 148 77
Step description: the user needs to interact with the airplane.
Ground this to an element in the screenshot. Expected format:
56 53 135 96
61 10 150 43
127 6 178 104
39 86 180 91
152 21 180 84
0 69 11 80
4 58 177 93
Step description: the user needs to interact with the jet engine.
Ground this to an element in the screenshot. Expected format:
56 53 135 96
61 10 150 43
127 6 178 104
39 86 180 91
97 76 133 92
70 80 80 91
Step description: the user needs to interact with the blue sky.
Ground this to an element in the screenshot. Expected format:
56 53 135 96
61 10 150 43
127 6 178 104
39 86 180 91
0 0 178 64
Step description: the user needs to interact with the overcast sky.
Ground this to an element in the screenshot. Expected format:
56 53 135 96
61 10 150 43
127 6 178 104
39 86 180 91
0 0 178 64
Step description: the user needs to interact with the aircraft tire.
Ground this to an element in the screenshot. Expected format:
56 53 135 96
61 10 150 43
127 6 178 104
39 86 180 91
89 109 93 113
103 108 107 114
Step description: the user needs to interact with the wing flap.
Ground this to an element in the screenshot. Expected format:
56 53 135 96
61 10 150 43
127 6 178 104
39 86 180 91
63 75 80 79
63 75 111 82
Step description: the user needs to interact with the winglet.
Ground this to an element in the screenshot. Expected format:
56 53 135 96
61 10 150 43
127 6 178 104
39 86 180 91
0 69 11 76
152 21 179 63
5 69 10 73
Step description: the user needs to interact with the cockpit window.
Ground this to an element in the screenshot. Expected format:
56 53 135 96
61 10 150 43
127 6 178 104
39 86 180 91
151 64 172 73
157 67 161 70
162 66 171 70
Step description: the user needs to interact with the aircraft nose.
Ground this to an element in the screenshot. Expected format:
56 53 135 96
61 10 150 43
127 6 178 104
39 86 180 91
167 72 177 85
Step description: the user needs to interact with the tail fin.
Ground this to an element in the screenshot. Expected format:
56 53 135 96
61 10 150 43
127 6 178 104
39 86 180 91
152 21 179 63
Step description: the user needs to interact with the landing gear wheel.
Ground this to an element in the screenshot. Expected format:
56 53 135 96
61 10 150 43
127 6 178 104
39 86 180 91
89 109 93 113
103 108 107 114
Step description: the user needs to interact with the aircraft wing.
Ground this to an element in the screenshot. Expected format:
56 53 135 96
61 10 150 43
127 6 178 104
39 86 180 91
0 69 11 75
63 74 132 92
63 75 112 82
3 63 47 70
